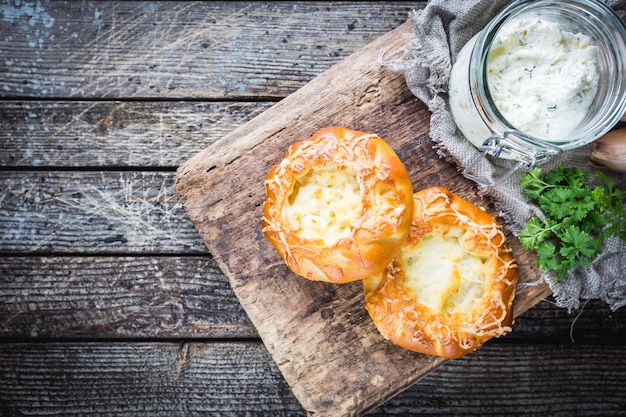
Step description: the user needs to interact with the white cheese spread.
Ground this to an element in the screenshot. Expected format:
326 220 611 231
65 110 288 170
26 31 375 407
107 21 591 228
449 15 600 147
487 17 599 140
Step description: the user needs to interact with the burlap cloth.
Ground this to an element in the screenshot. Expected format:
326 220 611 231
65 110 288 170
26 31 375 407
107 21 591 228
382 0 626 312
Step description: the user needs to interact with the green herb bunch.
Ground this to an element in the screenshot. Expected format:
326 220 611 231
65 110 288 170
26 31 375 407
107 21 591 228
519 164 626 280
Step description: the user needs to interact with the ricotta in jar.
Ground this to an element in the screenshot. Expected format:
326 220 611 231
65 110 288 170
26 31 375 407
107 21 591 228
487 17 599 140
448 15 600 147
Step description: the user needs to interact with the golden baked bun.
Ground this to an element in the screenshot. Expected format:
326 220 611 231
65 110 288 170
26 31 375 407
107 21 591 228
262 126 414 284
363 186 518 359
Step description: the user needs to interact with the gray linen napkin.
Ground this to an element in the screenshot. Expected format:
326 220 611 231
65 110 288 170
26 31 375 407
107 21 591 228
382 0 626 312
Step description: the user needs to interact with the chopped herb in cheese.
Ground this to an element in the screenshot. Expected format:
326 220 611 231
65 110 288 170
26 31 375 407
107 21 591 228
487 17 599 140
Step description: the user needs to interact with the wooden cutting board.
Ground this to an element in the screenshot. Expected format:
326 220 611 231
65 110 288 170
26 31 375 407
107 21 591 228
175 20 551 417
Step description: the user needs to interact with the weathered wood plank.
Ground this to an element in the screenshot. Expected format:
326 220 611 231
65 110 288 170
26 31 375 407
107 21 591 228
370 343 626 417
1 342 625 417
0 171 206 254
0 256 255 339
0 1 422 99
510 298 626 342
0 101 272 167
0 256 623 341
0 255 623 341
0 342 303 416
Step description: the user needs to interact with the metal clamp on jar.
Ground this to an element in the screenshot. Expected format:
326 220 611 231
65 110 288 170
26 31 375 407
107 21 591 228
448 0 626 186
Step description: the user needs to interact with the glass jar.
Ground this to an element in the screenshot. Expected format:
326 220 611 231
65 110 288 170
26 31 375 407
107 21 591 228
448 0 626 186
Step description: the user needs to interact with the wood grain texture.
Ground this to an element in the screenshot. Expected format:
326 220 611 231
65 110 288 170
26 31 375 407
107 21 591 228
175 20 550 416
371 343 626 417
508 299 626 342
0 254 623 341
0 171 206 254
0 101 271 167
1 342 625 417
0 1 418 99
0 256 255 339
0 342 303 416
2 1 624 416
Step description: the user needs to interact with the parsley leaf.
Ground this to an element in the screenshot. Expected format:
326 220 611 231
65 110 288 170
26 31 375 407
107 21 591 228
519 164 626 280
536 241 561 272
519 217 552 249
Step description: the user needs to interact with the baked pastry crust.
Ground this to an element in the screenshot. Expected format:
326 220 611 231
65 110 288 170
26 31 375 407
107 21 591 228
262 126 414 283
363 186 518 359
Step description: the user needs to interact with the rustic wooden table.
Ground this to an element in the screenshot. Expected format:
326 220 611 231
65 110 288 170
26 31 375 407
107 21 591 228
1 1 625 416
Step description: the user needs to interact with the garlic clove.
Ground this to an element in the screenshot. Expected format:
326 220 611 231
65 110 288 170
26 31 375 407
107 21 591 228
590 127 626 173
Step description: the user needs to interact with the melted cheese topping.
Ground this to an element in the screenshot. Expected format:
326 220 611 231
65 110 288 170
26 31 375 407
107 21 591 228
402 224 491 314
283 164 362 245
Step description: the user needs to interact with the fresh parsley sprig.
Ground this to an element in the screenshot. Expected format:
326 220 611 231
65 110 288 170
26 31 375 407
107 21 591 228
519 164 626 280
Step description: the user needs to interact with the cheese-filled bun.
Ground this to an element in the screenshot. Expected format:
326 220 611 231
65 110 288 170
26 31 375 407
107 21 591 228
262 126 414 284
363 186 518 359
